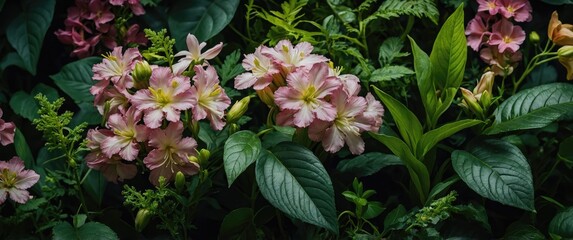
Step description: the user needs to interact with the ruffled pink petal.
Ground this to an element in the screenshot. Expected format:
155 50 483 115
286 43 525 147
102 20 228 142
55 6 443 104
14 170 40 189
8 188 31 204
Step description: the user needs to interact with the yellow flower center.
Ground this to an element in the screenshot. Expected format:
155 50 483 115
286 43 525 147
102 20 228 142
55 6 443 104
149 87 172 108
0 168 17 188
301 86 317 104
507 6 514 13
503 36 512 43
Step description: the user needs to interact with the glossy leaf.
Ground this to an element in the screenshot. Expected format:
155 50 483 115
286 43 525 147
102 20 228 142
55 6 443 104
416 119 482 158
372 86 422 150
51 57 102 104
336 152 402 177
504 222 545 240
6 0 55 75
52 221 118 240
549 207 573 239
429 4 466 89
485 83 573 134
71 102 102 127
363 201 385 219
409 36 436 124
9 83 59 121
168 0 239 50
224 130 261 187
383 204 406 232
452 139 534 211
255 142 338 234
14 129 34 168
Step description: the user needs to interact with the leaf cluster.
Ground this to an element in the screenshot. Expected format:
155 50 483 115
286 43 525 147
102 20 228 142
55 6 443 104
141 29 176 66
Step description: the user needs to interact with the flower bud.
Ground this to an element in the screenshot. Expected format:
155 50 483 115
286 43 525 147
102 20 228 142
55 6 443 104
473 71 495 97
529 31 540 44
132 60 152 89
557 46 573 80
198 149 211 164
226 96 251 124
228 123 239 135
479 90 493 110
175 171 186 192
188 155 199 164
256 87 275 108
135 209 153 232
461 87 483 117
558 46 573 58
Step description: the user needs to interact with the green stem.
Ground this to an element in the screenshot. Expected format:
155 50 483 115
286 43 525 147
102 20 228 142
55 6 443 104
513 52 559 94
400 16 415 41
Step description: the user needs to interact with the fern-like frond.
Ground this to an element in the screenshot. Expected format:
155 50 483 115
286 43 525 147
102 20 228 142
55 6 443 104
357 0 378 13
365 0 439 25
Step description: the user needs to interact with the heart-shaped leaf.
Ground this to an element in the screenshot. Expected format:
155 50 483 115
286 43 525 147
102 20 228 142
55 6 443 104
51 57 102 104
485 83 573 134
224 130 261 186
255 142 338 234
549 207 573 239
452 139 534 211
168 0 240 50
6 0 55 75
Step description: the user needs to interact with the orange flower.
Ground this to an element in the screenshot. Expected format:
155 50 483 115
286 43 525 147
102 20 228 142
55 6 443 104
558 46 573 80
548 11 573 46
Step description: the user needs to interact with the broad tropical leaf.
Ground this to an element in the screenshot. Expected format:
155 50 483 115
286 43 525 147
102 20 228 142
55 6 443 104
224 131 261 186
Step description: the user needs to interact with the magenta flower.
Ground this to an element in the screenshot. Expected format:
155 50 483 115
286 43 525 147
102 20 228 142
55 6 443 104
234 46 280 90
172 34 223 75
0 108 15 146
262 40 328 73
131 67 195 128
109 0 145 15
488 19 525 53
498 0 532 22
101 107 149 161
477 0 500 15
143 122 200 186
85 129 137 183
91 47 142 90
86 0 114 32
190 65 231 130
465 13 491 51
0 157 40 204
274 63 340 128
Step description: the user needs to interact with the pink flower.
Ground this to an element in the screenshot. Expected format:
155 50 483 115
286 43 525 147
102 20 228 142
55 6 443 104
234 46 280 90
190 65 231 130
172 34 223 75
125 24 147 46
262 40 328 74
93 85 131 116
86 0 114 32
131 67 195 128
91 47 142 89
356 93 385 132
477 0 500 15
465 13 491 51
480 45 523 76
143 122 200 186
109 0 145 15
488 19 525 53
329 66 361 96
497 0 532 22
85 129 137 183
101 107 149 160
0 108 15 146
274 63 340 128
0 157 40 204
308 89 381 155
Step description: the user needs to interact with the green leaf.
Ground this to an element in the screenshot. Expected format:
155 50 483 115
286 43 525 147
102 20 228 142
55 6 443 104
378 37 409 67
51 57 102 103
429 4 466 90
0 52 26 72
371 0 439 25
451 139 534 211
549 207 573 239
219 208 256 240
485 83 573 134
408 36 436 124
6 0 55 75
71 102 102 127
224 130 261 187
416 119 482 158
81 170 107 207
336 152 403 177
541 0 573 5
558 136 573 167
383 204 406 232
363 201 385 219
368 132 429 203
504 222 544 240
453 203 491 233
255 142 338 234
9 83 59 121
372 86 422 150
214 49 245 86
168 0 240 50
14 129 34 168
370 65 414 82
52 221 118 240
426 177 459 204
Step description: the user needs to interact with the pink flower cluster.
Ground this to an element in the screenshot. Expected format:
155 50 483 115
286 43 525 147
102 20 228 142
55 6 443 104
466 0 532 76
55 0 146 58
0 108 15 146
235 40 384 155
86 34 228 185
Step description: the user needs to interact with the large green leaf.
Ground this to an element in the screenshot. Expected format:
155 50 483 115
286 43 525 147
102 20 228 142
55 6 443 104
168 0 240 50
452 139 534 211
6 0 55 75
485 83 573 134
224 130 261 187
428 4 466 89
255 142 338 234
549 207 573 239
51 57 102 104
368 132 429 203
416 119 482 158
52 221 118 240
336 152 402 177
14 129 34 168
409 36 436 125
9 83 59 121
372 86 422 150
81 170 106 207
504 223 544 240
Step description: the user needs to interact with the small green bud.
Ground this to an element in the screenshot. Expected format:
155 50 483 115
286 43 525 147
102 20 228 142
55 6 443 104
226 96 251 124
175 171 186 192
479 90 493 110
256 88 275 108
529 31 540 44
132 60 152 89
198 149 211 164
188 155 199 164
228 123 239 135
135 209 153 232
461 87 483 117
558 45 573 58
